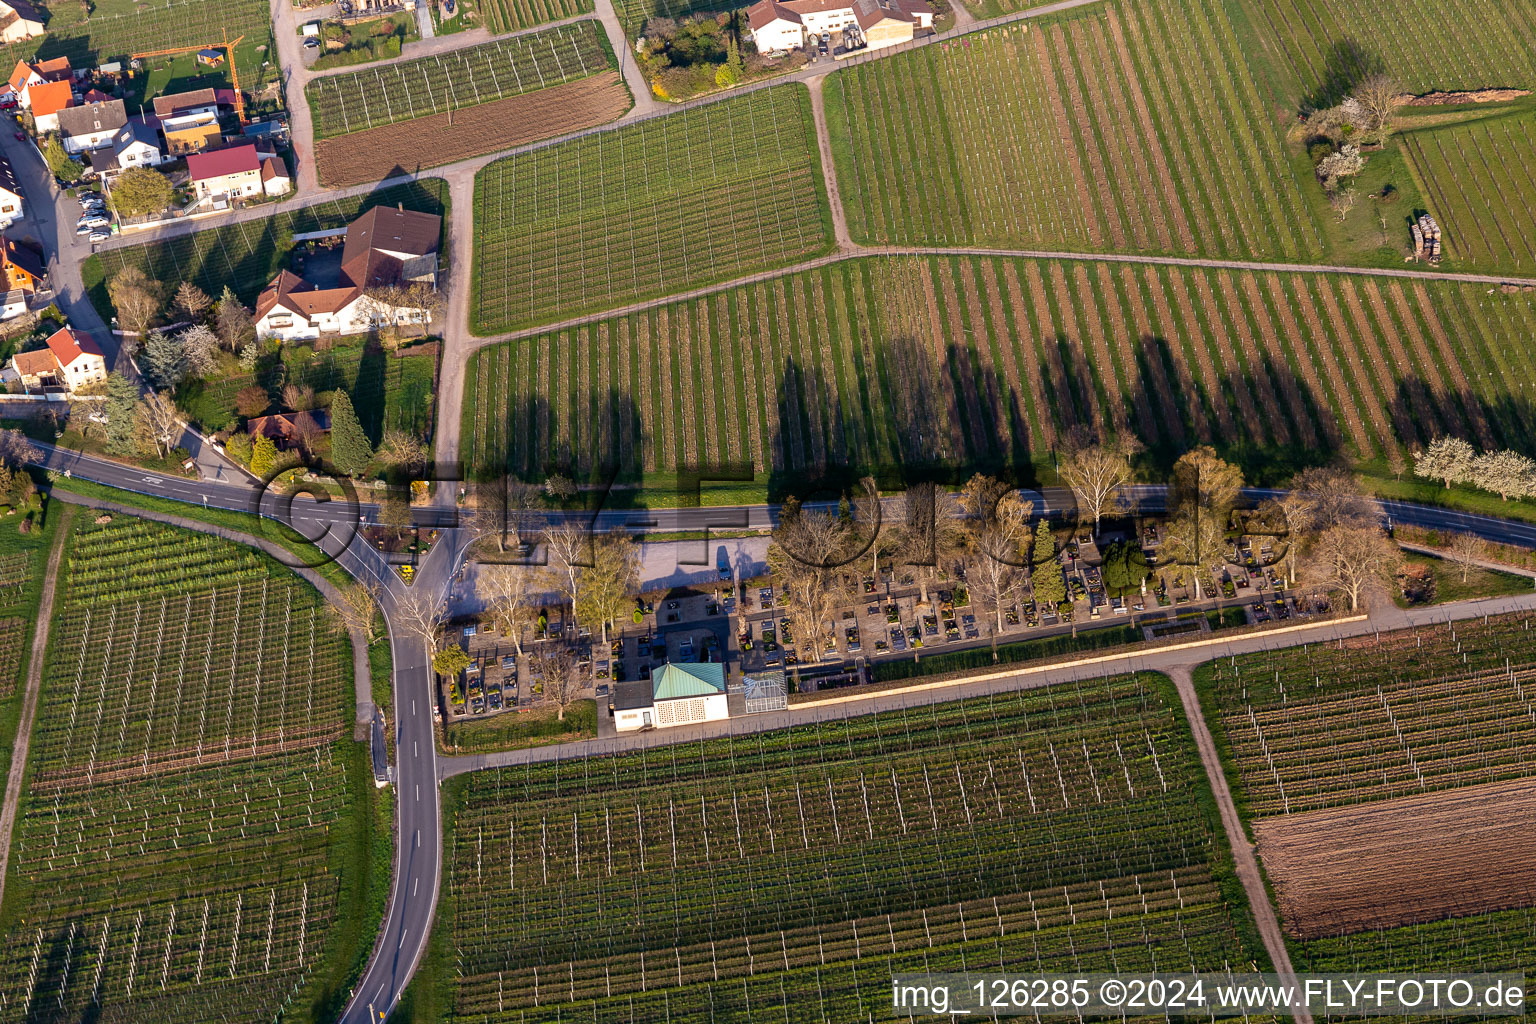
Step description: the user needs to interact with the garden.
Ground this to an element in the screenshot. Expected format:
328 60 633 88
470 84 832 333
459 253 1536 501
416 674 1270 1019
0 515 382 1024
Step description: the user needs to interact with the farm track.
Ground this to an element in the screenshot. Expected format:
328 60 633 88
0 506 74 911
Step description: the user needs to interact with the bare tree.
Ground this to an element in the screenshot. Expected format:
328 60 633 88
1289 466 1376 530
333 579 381 645
1301 524 1402 611
394 587 446 659
479 564 541 655
291 410 323 462
1058 433 1140 536
468 477 543 556
109 266 163 345
0 428 40 469
1158 447 1244 599
174 281 212 323
540 520 590 631
140 391 182 457
532 644 583 721
1447 531 1489 583
575 532 641 643
895 480 966 602
960 474 1034 635
280 382 316 412
377 428 428 472
767 499 862 658
1352 72 1403 142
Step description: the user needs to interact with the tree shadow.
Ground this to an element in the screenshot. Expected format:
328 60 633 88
1304 38 1384 111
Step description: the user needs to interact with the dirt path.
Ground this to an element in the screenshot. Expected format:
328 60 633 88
271 0 321 195
0 504 75 908
591 0 660 115
806 76 854 251
430 169 480 486
1168 665 1312 1024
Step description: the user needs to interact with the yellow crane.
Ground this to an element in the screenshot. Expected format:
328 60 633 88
131 30 246 124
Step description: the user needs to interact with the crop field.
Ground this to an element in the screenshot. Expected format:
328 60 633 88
481 0 594 33
0 516 62 785
0 516 369 1024
85 180 448 312
461 253 1536 493
1253 779 1536 938
315 72 630 187
608 0 726 36
1241 0 1536 107
1196 613 1536 818
1402 113 1536 273
470 85 830 333
825 2 1320 260
307 21 615 140
0 0 271 83
421 675 1270 1020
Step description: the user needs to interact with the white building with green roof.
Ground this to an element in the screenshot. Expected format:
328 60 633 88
613 662 729 732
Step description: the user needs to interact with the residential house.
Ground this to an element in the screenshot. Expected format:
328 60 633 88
255 205 442 341
746 0 805 53
153 88 222 154
2 235 45 293
4 55 69 107
743 0 929 50
0 153 21 227
0 289 24 320
6 326 105 392
186 143 262 202
28 79 73 134
260 156 290 196
248 410 331 450
57 97 127 154
0 0 45 44
612 663 730 732
111 118 165 170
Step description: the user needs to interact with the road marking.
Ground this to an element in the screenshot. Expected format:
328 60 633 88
415 829 420 848
413 876 418 896
414 784 419 802
413 740 417 757
398 926 409 950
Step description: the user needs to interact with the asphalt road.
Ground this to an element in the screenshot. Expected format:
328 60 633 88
30 442 1536 1023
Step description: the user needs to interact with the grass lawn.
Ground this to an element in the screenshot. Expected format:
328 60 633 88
441 698 596 753
1395 549 1534 607
310 12 417 70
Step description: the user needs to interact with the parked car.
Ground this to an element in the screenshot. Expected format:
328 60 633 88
303 37 320 49
88 230 110 242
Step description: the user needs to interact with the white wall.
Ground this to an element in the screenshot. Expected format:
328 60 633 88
752 20 803 51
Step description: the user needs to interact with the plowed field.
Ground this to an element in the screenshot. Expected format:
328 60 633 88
1254 778 1536 939
315 71 630 186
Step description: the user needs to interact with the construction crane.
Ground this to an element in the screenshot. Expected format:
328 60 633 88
131 30 246 124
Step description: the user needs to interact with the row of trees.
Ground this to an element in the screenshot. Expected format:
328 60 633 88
1415 436 1536 501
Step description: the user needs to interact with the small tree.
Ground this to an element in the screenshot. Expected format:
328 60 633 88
140 331 187 389
249 434 278 478
329 391 374 477
103 372 141 455
108 266 163 342
1472 449 1536 501
432 645 471 680
174 281 213 323
235 385 269 418
280 382 316 412
1415 436 1477 488
178 324 220 378
42 134 83 183
1058 433 1139 536
216 286 254 352
574 532 641 642
0 428 40 469
111 167 175 217
140 390 182 457
333 579 381 644
533 644 583 721
224 432 253 466
961 475 1033 635
1352 72 1403 143
480 564 541 655
1447 531 1489 583
395 587 446 660
1029 518 1065 606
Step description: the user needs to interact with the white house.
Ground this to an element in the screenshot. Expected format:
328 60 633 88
58 98 128 155
0 0 45 44
0 153 22 228
746 0 805 53
254 270 368 341
112 119 165 169
260 156 291 196
186 143 263 202
612 663 730 732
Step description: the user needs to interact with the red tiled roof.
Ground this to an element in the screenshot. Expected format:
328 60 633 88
186 143 260 181
255 269 359 320
151 87 217 118
6 60 36 93
28 80 73 118
11 347 56 378
35 56 70 80
260 156 288 182
746 0 801 28
45 326 101 367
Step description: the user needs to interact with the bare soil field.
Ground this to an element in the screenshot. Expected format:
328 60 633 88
315 71 630 186
1254 778 1536 939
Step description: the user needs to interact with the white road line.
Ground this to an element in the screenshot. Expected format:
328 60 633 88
413 876 419 896
398 926 409 950
415 829 420 848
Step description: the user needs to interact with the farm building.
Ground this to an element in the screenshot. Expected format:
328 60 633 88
0 153 21 228
187 143 263 202
6 326 105 392
0 0 44 44
612 662 729 732
261 156 291 196
58 98 127 154
196 48 225 67
743 0 930 51
255 205 442 341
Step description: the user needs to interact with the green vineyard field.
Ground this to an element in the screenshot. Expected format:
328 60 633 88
481 0 594 32
461 254 1536 497
470 85 832 334
825 0 1320 260
421 675 1271 1021
1402 112 1536 274
0 516 375 1024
